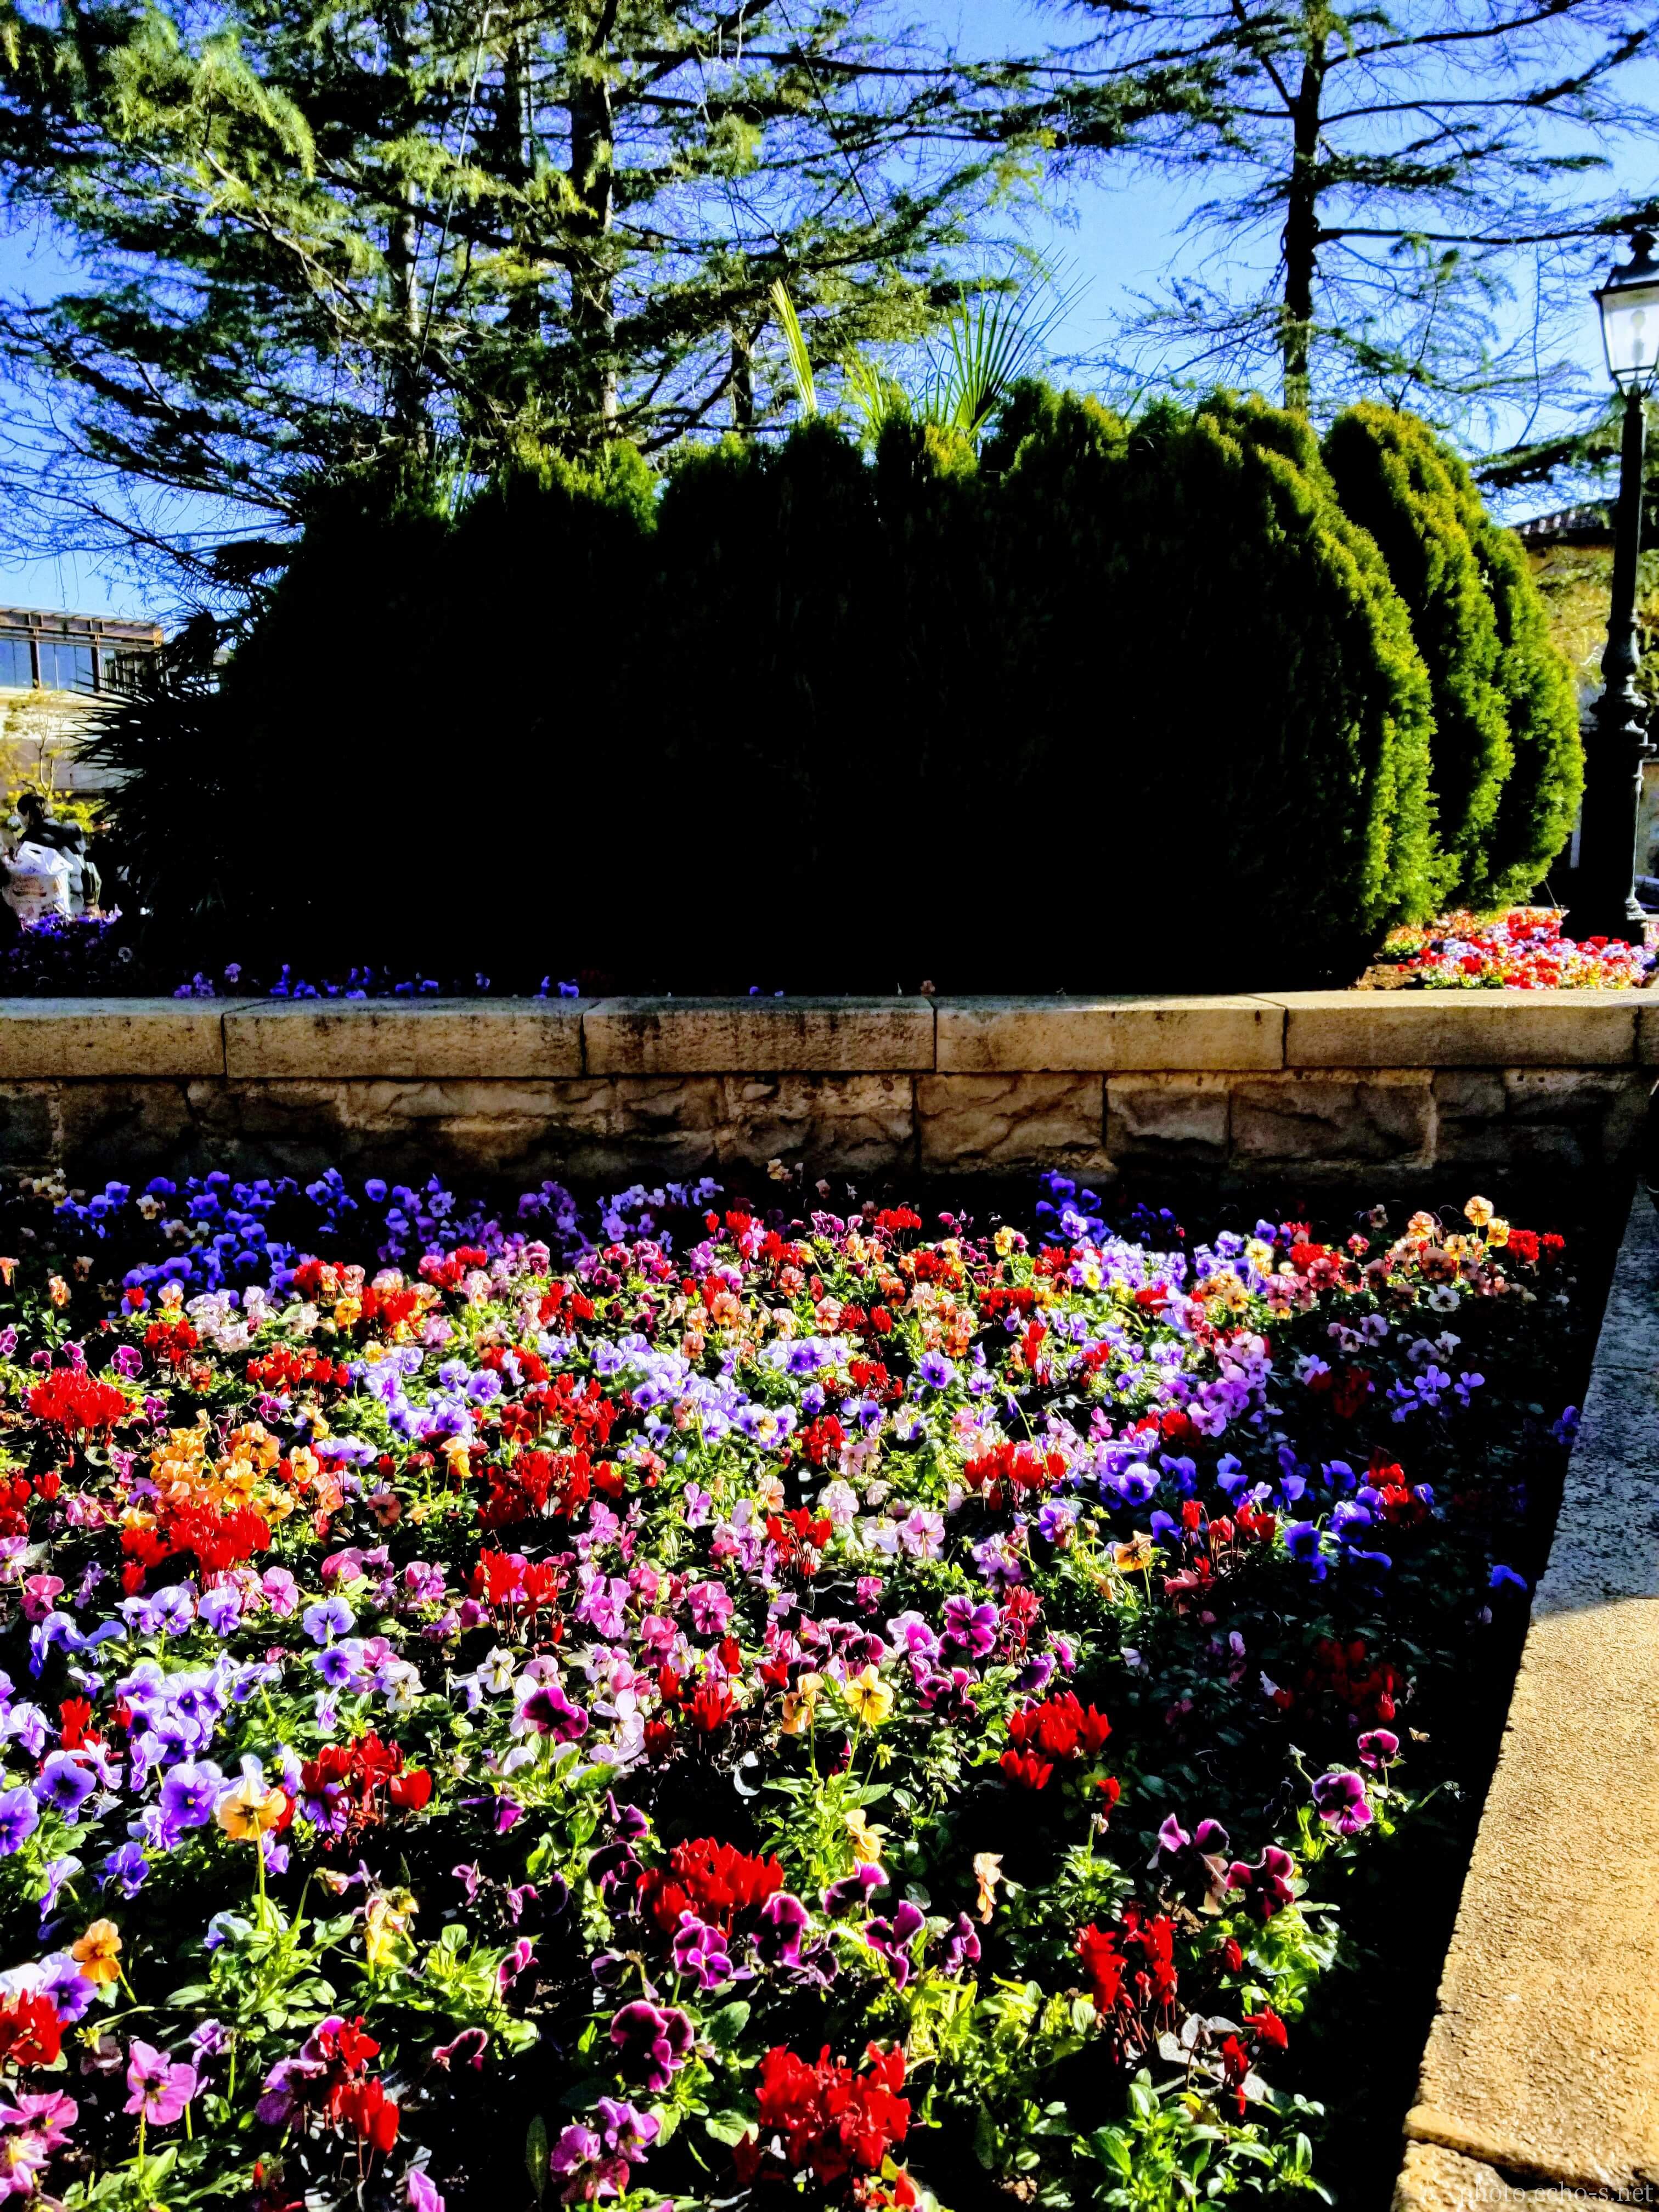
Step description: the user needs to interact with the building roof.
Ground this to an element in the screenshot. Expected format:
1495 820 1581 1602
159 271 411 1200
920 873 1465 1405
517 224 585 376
1513 503 1613 545
0 606 162 645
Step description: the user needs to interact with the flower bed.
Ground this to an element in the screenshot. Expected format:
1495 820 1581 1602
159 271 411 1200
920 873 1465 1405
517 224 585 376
5 907 1656 998
0 1166 1593 2212
1366 907 1656 989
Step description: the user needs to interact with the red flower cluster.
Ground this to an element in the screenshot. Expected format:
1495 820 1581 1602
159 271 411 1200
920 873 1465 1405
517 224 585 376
358 1282 423 1333
765 1506 833 1575
1300 1636 1398 1726
0 1992 63 2069
1306 1362 1373 1419
732 2044 910 2190
470 1550 563 1617
143 1316 200 1369
1217 2008 1289 2117
246 1345 352 1393
498 1372 619 1450
872 1207 923 1237
798 1416 847 1470
300 1733 430 1831
315 2018 399 2152
479 1448 612 1530
963 1440 1065 1506
414 1245 492 1293
122 1500 270 1589
638 1836 783 1934
1076 1905 1178 2040
27 1368 127 1435
1001 1691 1111 1789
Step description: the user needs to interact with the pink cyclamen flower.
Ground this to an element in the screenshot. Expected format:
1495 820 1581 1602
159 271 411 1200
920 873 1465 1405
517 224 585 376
406 2170 445 2212
497 1938 535 1991
123 2042 199 2126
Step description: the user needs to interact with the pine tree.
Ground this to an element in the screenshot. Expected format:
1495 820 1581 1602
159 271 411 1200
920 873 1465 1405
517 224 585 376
1044 0 1655 425
0 0 1075 562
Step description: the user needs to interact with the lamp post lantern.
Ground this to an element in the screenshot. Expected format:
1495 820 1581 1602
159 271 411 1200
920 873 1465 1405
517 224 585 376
1565 230 1659 943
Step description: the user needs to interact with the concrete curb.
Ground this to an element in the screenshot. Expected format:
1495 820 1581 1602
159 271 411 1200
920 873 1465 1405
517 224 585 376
1396 1186 1659 2203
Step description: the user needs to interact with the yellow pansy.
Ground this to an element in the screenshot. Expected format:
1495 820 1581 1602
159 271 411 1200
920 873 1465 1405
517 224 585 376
842 1666 894 1728
844 1808 888 1865
216 1774 287 1842
364 1891 417 1972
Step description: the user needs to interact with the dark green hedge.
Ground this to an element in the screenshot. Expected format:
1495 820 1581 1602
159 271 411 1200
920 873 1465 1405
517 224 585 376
1323 404 1581 909
88 388 1570 992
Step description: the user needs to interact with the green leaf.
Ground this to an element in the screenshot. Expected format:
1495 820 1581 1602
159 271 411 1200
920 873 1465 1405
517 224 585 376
770 282 817 418
704 2109 752 2147
525 2115 549 2204
1089 2127 1133 2177
703 2000 751 2050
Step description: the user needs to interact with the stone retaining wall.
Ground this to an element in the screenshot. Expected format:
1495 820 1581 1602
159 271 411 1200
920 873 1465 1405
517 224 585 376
1 991 1655 1182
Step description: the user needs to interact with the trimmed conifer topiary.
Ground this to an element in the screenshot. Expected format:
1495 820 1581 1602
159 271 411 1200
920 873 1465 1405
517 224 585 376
1324 403 1582 908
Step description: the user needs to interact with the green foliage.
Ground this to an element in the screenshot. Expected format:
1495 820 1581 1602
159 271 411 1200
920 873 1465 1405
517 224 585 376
842 285 1070 450
1455 489 1585 908
1324 404 1582 905
86 459 656 974
0 0 1051 551
984 385 1438 977
1040 2 1656 426
94 383 1467 989
1324 404 1513 902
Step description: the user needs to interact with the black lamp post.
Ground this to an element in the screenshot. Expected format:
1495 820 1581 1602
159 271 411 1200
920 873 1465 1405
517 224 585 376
1565 230 1659 943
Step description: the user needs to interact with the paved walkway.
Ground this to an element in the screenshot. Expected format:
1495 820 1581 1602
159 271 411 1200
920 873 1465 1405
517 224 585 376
1397 1186 1659 2205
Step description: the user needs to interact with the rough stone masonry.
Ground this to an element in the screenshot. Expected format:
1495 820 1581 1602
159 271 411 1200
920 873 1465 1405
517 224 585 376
0 991 1650 1186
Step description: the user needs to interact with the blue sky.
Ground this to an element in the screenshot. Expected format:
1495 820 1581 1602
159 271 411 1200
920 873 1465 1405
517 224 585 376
0 0 1642 624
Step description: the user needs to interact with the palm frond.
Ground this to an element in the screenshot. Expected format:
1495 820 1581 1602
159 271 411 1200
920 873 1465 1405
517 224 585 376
770 280 817 419
842 349 910 444
931 285 1073 442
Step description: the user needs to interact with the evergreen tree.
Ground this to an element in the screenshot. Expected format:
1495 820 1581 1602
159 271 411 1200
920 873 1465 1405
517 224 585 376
1043 1 1655 425
1325 402 1583 905
1455 471 1584 904
0 0 1079 562
1324 403 1511 901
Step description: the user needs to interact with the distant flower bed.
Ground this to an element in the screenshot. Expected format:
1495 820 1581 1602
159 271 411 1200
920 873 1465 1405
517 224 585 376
0 1166 1587 2210
2 910 1652 1001
0 921 584 1002
1371 907 1656 989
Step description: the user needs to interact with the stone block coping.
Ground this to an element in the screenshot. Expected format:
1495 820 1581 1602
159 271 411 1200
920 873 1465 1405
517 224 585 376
0 989 1654 1079
1394 1186 1659 2203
